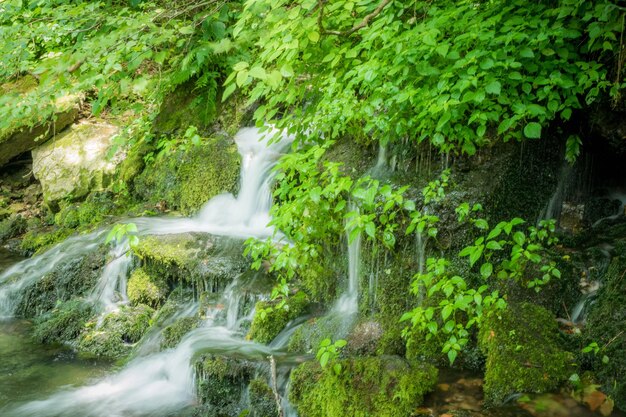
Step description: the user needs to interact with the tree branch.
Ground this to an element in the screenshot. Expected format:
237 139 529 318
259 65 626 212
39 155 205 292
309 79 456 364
318 0 392 37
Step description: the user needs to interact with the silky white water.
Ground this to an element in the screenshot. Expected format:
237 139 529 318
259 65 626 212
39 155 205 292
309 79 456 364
2 127 296 417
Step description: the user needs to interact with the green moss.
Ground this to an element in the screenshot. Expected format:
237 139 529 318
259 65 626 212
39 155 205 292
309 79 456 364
161 316 199 349
16 245 108 317
133 135 240 215
248 292 309 344
195 355 253 416
478 302 572 406
133 232 248 287
289 356 437 417
78 304 154 358
20 227 74 255
127 267 169 307
248 378 278 417
585 250 626 411
32 300 94 344
0 215 27 243
0 74 38 95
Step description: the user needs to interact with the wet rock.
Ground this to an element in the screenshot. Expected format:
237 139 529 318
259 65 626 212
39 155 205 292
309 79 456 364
161 316 200 350
195 355 255 417
78 304 155 358
127 267 169 308
32 121 121 208
247 291 309 344
133 232 248 291
346 321 383 356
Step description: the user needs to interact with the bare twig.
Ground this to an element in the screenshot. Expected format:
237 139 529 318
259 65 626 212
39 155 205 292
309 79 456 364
268 355 284 417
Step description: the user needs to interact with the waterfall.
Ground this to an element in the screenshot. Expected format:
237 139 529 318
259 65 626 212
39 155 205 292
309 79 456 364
333 218 361 316
538 163 572 224
4 127 297 416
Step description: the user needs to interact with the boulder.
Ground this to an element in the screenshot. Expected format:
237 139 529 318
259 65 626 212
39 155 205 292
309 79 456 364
32 121 121 208
0 76 79 167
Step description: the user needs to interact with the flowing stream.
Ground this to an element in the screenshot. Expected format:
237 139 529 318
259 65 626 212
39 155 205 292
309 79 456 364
0 127 301 417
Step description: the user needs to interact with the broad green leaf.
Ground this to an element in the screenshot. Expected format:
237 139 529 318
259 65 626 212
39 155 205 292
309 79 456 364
523 122 542 139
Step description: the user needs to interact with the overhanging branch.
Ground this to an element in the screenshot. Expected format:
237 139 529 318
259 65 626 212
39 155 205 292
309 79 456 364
318 0 392 37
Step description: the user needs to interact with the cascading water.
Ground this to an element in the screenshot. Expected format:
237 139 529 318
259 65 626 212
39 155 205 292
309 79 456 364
333 213 362 316
0 229 107 317
2 127 297 417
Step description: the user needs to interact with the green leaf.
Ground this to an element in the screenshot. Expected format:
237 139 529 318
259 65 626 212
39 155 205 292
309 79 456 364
365 222 376 238
320 351 329 368
308 31 320 43
523 122 542 139
236 70 249 87
480 262 493 279
249 66 267 80
485 81 502 96
447 349 458 364
222 84 236 102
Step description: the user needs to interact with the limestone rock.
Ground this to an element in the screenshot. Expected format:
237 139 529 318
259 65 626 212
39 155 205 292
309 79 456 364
0 76 79 166
32 121 121 207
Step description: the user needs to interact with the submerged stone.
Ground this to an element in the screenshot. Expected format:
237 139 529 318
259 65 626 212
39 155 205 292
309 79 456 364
289 356 437 417
479 303 572 406
32 121 122 208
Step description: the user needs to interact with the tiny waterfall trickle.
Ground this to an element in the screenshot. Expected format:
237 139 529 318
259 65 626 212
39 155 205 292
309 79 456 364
334 217 362 316
89 241 132 313
538 163 572 224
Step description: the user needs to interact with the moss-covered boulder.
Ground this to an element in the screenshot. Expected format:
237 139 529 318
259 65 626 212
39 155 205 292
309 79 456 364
248 378 278 417
32 121 122 209
585 250 626 411
127 267 169 308
195 355 255 417
287 315 345 354
289 356 437 417
0 214 27 244
247 291 309 344
133 233 248 289
32 299 94 344
78 304 154 358
161 316 199 349
478 303 572 406
16 244 108 317
0 76 79 167
133 134 240 215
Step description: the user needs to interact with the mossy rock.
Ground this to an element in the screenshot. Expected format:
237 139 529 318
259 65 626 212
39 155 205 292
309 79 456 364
248 378 278 417
153 80 217 135
133 232 248 288
478 302 573 406
32 299 94 344
127 267 169 308
247 291 309 344
161 316 200 349
19 227 75 256
0 214 27 243
78 304 154 358
585 251 626 411
289 356 437 417
16 244 108 317
195 355 255 416
133 134 240 215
